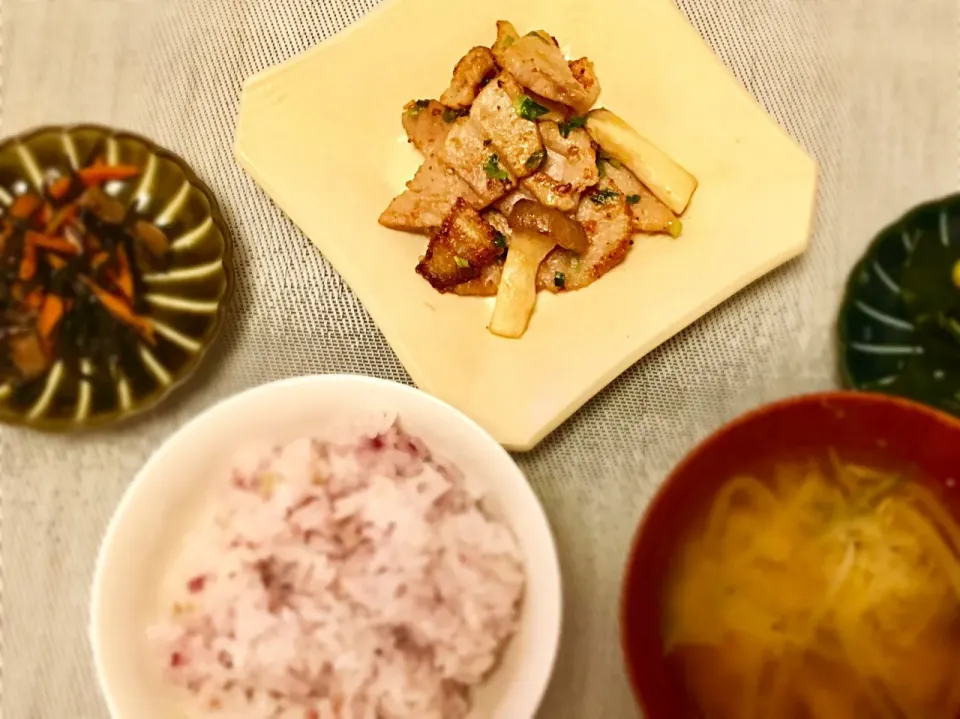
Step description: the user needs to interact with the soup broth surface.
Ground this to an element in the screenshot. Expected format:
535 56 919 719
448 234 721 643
662 453 960 719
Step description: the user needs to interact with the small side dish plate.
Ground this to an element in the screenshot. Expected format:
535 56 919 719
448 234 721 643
0 125 231 430
839 194 960 417
235 0 817 450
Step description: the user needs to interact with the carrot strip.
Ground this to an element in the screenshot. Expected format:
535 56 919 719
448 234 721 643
78 165 141 186
9 193 41 220
44 204 79 235
25 231 82 256
45 254 67 271
0 224 11 254
19 236 37 281
90 251 110 270
39 202 53 226
24 288 45 310
37 294 64 341
113 244 135 301
81 278 155 344
48 176 72 200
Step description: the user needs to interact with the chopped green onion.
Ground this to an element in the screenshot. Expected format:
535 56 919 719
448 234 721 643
514 95 549 121
442 107 467 123
606 157 623 169
667 219 683 239
525 149 546 171
626 194 641 205
589 188 619 205
558 116 587 138
454 256 470 269
954 260 960 289
493 232 507 249
554 271 566 288
526 31 549 41
503 35 516 48
407 99 431 116
571 257 580 270
484 154 509 181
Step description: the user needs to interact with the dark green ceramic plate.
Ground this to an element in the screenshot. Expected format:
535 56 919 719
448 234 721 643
839 194 960 416
0 125 231 430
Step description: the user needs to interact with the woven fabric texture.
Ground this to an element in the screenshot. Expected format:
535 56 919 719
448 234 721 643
1 0 958 716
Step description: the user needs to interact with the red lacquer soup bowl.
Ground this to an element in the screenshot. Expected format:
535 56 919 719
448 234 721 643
620 391 960 718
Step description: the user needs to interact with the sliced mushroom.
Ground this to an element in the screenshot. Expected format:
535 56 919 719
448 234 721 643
508 199 588 253
130 219 172 273
132 220 171 258
488 200 588 338
77 186 126 225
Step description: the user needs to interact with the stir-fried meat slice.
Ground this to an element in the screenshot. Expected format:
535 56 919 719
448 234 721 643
521 162 579 213
379 156 482 233
492 20 520 66
498 34 594 114
442 117 513 206
416 199 502 291
402 100 451 158
537 179 633 292
439 47 498 109
540 122 599 188
602 161 678 234
568 58 601 108
482 209 511 238
453 261 503 296
452 210 509 296
521 122 598 212
470 74 544 178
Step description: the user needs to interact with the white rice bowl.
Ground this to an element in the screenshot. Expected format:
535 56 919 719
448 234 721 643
91 376 562 719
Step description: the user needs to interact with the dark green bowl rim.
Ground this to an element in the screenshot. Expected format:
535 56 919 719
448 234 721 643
837 191 960 391
0 123 235 432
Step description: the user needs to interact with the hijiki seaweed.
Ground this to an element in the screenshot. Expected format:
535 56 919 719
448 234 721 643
0 153 171 392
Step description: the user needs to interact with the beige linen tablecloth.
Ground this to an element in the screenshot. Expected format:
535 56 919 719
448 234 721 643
1 0 958 716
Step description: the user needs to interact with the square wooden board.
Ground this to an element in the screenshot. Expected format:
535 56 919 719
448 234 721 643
235 0 817 450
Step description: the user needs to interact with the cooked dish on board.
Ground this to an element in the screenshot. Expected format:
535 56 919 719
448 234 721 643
662 454 960 719
149 418 526 719
380 21 698 338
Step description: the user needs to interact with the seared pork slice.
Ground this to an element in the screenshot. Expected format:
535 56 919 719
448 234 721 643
540 121 599 188
470 74 544 178
522 159 579 212
416 198 502 291
452 210 510 296
402 100 451 157
492 20 520 66
482 209 512 238
537 179 633 292
568 58 601 108
521 121 598 212
443 117 514 206
602 161 679 234
379 156 482 232
499 34 594 114
454 260 503 296
440 47 498 109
